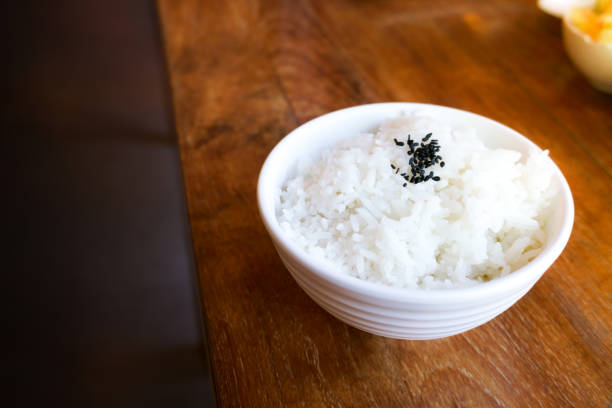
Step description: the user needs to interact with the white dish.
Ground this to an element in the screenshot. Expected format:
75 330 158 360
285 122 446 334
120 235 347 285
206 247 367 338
257 103 574 340
537 0 595 18
563 13 612 93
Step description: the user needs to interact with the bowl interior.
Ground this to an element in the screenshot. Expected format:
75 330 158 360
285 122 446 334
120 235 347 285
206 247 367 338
258 103 573 300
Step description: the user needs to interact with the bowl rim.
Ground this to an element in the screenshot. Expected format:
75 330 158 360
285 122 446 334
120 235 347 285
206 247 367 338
257 102 574 303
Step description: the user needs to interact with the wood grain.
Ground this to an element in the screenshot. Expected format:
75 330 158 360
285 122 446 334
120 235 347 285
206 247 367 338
157 0 612 406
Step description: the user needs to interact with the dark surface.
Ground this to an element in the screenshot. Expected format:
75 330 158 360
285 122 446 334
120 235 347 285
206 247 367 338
11 1 215 406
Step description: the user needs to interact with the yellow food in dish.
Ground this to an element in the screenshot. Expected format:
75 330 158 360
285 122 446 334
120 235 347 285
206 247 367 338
569 0 612 43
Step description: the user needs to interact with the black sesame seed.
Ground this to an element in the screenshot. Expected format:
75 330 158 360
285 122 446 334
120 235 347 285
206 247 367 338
440 161 445 167
403 183 407 187
395 131 443 185
391 163 396 169
433 176 440 181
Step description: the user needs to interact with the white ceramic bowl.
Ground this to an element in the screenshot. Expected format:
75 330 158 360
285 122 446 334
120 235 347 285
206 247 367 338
563 13 612 93
257 103 574 340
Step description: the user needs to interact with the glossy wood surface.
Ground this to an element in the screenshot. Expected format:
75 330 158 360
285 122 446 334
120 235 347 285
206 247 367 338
158 0 611 406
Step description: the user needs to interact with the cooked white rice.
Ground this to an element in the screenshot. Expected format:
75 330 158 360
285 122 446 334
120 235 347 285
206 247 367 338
277 114 557 289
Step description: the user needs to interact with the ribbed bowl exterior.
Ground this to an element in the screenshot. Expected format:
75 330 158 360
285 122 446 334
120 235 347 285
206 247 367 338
274 242 539 340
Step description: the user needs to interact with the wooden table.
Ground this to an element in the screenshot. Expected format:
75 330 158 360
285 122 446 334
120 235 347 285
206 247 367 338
158 0 611 406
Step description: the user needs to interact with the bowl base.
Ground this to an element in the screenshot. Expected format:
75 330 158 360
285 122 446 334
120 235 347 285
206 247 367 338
588 79 612 94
